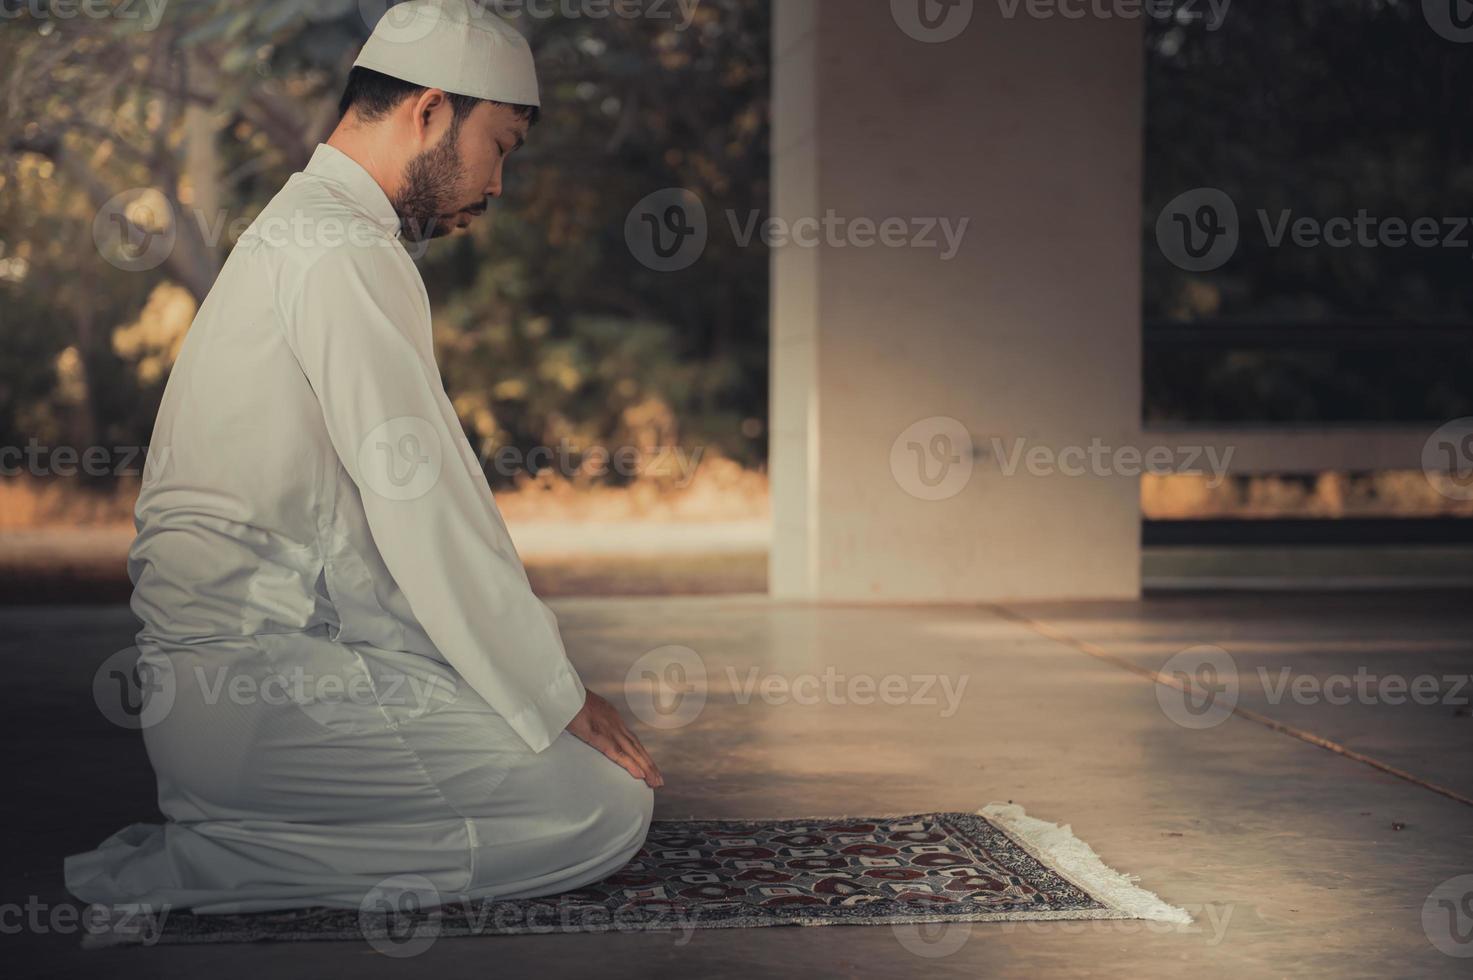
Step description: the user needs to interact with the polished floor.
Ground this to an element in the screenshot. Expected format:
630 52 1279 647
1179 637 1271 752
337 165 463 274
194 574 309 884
4 592 1471 978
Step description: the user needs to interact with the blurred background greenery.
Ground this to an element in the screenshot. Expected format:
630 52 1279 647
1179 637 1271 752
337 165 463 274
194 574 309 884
1 0 1471 541
0 0 771 503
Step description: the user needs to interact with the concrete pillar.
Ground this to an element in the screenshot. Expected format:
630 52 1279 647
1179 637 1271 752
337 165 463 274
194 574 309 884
770 0 1144 601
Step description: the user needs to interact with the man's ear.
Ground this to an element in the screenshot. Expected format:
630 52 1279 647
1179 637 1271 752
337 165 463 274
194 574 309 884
408 88 452 146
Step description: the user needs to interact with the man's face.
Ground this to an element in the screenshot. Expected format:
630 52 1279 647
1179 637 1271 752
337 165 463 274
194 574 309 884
393 100 530 243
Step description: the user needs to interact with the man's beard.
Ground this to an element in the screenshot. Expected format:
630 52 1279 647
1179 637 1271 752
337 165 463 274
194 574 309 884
392 127 472 244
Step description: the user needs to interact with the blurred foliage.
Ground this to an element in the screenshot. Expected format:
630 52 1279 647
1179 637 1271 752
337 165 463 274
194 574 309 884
6 0 1471 464
0 0 769 482
1144 0 1473 423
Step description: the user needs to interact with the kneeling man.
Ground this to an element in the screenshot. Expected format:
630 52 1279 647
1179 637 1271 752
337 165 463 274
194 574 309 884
67 0 660 914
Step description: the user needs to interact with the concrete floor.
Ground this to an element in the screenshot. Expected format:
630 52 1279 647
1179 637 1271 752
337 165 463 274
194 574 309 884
4 592 1471 978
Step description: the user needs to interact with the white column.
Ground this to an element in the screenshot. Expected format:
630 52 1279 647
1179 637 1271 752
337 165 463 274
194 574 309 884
770 0 1144 601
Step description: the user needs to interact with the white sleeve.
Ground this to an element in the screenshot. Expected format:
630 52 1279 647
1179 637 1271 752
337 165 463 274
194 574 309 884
279 241 585 752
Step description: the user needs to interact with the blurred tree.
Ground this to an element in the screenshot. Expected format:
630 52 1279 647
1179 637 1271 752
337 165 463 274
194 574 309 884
434 2 772 476
0 0 770 479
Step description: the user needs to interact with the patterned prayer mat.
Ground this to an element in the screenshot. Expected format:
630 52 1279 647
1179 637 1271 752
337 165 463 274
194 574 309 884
86 804 1189 947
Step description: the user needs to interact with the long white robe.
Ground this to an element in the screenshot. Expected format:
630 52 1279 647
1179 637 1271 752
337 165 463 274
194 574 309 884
65 144 652 913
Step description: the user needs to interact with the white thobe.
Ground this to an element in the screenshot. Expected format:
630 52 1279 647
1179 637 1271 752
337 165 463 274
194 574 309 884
64 144 652 913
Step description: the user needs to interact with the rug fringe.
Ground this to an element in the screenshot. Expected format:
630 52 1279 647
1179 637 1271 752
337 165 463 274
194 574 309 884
979 803 1192 925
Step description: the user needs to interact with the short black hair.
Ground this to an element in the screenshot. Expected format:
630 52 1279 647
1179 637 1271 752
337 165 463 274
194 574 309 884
338 66 541 126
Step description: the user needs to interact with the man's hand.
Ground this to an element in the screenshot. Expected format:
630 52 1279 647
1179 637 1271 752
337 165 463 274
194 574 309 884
566 691 664 788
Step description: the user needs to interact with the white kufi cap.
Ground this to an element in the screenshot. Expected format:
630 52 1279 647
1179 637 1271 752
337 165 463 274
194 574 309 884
353 0 540 107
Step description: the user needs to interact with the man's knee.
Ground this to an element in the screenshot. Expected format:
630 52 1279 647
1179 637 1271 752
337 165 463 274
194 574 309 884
530 736 653 869
595 769 653 861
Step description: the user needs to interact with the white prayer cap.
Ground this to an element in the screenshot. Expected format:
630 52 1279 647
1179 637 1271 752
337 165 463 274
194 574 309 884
353 0 540 108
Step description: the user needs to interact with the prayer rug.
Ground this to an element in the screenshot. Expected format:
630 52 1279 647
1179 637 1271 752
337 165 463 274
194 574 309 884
84 804 1190 947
